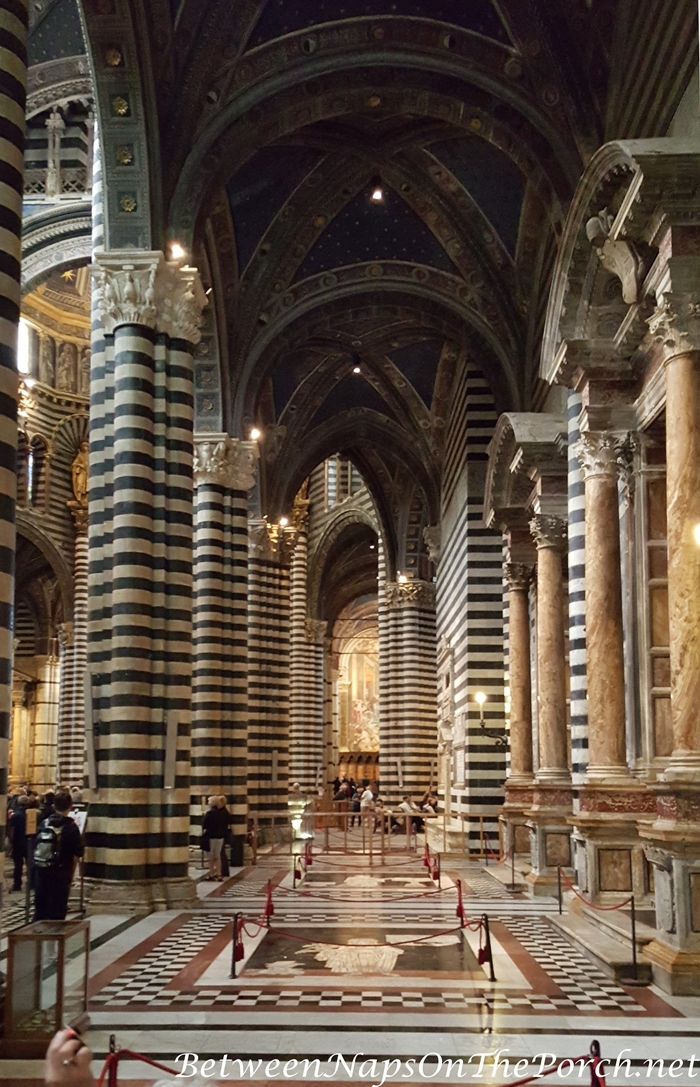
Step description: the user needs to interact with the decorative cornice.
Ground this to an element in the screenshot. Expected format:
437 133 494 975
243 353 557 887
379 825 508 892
529 514 566 551
193 434 258 491
503 562 533 592
648 294 700 362
385 579 436 609
92 251 207 343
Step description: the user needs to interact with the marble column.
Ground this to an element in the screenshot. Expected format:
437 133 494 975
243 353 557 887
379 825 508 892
58 492 89 786
574 433 630 778
31 655 60 794
526 515 571 893
641 297 700 993
501 562 534 857
530 515 569 783
190 435 257 843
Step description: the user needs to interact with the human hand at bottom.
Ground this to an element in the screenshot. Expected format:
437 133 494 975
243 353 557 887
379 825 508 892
44 1028 95 1087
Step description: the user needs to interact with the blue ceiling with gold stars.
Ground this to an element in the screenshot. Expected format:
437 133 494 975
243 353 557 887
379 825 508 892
295 184 459 281
247 0 511 49
227 146 323 272
429 136 525 255
389 339 443 408
28 0 85 66
308 372 395 428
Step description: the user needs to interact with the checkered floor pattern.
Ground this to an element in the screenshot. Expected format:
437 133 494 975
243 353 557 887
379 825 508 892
500 914 644 1012
91 915 231 1006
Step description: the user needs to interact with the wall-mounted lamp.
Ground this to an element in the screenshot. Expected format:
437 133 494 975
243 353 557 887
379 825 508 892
279 516 288 527
250 427 261 441
169 242 186 261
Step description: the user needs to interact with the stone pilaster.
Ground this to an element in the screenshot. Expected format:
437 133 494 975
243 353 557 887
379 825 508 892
526 515 572 894
84 251 206 912
190 435 258 844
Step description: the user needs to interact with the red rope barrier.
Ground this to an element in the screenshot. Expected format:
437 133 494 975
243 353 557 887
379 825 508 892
273 879 453 903
97 1049 179 1087
559 867 632 911
243 921 467 947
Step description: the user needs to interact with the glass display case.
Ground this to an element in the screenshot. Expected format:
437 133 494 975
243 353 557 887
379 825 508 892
2 920 89 1057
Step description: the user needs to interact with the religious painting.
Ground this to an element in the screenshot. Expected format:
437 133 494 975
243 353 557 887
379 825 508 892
338 633 379 752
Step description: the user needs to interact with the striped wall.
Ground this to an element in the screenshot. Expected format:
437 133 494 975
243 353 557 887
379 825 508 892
0 0 27 900
247 535 291 816
567 389 588 781
435 362 505 849
190 451 251 841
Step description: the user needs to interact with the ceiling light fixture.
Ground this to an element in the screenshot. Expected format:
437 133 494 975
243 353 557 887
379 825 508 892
369 544 375 550
250 428 261 441
369 176 384 203
353 365 361 374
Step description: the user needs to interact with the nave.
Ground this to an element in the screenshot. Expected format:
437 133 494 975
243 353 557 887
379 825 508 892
3 843 698 1086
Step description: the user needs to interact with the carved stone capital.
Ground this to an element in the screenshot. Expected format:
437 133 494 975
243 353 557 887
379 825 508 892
529 514 566 551
503 562 533 592
423 525 441 565
386 579 436 609
573 432 628 482
248 519 294 564
92 251 207 343
193 435 258 491
648 294 700 362
306 618 327 645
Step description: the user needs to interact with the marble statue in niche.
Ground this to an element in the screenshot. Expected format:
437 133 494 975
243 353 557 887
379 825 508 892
71 442 88 507
38 334 55 386
56 342 77 391
79 346 90 396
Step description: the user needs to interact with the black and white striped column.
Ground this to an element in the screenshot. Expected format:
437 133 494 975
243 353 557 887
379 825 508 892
567 390 588 781
289 526 325 791
247 521 292 815
0 0 27 897
57 503 88 785
190 435 257 841
383 580 437 802
85 252 206 910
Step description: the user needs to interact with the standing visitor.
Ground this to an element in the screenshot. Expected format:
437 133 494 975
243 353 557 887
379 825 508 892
33 791 84 921
202 796 228 881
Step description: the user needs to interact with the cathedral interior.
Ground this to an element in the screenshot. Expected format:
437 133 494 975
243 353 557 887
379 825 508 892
2 0 700 1082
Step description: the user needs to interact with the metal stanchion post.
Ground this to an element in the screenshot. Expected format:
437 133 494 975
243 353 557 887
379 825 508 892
442 814 446 853
230 912 241 979
369 813 373 866
482 913 496 982
344 810 348 853
461 814 466 856
511 844 515 891
324 818 329 853
380 810 385 857
630 894 637 981
557 866 562 914
108 1035 118 1087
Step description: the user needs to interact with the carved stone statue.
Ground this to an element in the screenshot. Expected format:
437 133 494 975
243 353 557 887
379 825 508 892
71 442 88 506
38 334 54 386
79 347 90 396
56 342 77 391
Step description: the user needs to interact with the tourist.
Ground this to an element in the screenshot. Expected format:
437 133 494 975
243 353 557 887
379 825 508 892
39 790 56 823
349 785 361 827
399 795 424 832
44 1028 210 1087
11 794 29 891
201 795 228 881
217 795 231 877
33 790 84 921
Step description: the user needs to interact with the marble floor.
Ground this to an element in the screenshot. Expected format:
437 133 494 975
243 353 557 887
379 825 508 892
2 840 700 1086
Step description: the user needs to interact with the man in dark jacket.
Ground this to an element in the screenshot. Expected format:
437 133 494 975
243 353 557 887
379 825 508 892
11 795 29 891
33 790 84 921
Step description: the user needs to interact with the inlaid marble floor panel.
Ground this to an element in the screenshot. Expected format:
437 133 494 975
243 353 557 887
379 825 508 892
2 853 698 1085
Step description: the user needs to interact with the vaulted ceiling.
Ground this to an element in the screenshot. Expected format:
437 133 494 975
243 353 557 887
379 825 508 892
74 0 699 560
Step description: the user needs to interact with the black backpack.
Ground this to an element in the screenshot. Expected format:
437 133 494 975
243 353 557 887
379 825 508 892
33 820 63 868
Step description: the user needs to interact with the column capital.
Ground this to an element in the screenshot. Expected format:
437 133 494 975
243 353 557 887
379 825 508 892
529 514 566 551
386 579 436 609
306 618 327 645
193 434 259 490
92 250 207 342
504 562 533 592
648 293 700 363
573 431 633 482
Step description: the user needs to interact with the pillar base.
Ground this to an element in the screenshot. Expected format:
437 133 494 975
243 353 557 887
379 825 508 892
525 784 572 894
570 783 656 904
502 781 534 855
83 876 198 914
644 940 700 996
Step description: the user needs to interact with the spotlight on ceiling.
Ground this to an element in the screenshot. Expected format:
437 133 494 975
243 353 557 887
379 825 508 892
169 242 186 260
369 177 384 203
353 365 361 374
369 544 375 550
250 428 261 441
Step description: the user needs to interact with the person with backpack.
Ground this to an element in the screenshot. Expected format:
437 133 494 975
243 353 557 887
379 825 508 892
33 790 84 921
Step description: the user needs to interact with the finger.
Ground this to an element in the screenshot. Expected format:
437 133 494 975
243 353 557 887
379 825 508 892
47 1028 74 1056
74 1044 93 1067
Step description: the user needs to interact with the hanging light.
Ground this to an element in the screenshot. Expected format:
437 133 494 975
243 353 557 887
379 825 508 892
369 176 384 203
352 365 361 374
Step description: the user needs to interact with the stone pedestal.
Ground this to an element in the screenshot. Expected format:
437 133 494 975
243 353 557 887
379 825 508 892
526 787 573 895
